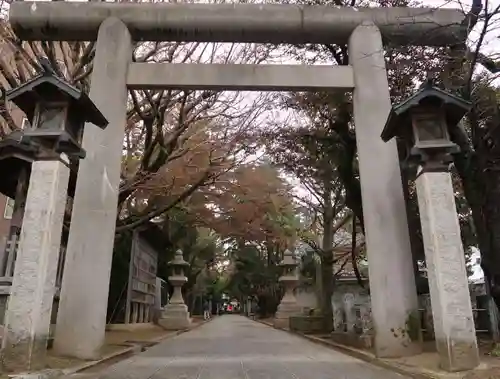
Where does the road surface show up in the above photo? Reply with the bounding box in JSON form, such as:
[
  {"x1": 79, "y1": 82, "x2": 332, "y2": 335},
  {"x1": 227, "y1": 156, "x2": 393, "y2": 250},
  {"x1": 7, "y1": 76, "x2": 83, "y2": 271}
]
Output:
[{"x1": 80, "y1": 315, "x2": 409, "y2": 379}]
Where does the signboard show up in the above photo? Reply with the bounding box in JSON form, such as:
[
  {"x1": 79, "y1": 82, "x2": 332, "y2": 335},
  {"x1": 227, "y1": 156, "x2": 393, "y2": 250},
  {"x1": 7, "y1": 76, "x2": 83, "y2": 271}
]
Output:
[{"x1": 124, "y1": 229, "x2": 158, "y2": 323}]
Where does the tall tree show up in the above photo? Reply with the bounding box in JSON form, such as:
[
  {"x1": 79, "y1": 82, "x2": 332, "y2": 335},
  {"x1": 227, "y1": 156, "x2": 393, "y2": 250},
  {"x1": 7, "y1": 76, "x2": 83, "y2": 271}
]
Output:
[
  {"x1": 0, "y1": 10, "x2": 274, "y2": 234},
  {"x1": 263, "y1": 106, "x2": 355, "y2": 331},
  {"x1": 194, "y1": 162, "x2": 298, "y2": 247},
  {"x1": 269, "y1": 0, "x2": 497, "y2": 298}
]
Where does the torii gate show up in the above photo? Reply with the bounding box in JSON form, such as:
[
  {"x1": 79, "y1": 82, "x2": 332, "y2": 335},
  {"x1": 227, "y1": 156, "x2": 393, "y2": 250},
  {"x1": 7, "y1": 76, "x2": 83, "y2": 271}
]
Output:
[{"x1": 8, "y1": 1, "x2": 466, "y2": 362}]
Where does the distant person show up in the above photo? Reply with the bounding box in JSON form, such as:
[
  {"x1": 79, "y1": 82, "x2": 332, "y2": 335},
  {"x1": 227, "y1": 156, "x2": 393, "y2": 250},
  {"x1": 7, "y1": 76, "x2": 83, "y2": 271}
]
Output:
[
  {"x1": 203, "y1": 300, "x2": 211, "y2": 320},
  {"x1": 251, "y1": 302, "x2": 257, "y2": 320}
]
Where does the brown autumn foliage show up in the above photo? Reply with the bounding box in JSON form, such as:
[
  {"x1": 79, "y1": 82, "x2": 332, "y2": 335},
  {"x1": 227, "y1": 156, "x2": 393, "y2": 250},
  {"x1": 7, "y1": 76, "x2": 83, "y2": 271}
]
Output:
[
  {"x1": 187, "y1": 162, "x2": 298, "y2": 246},
  {"x1": 0, "y1": 11, "x2": 276, "y2": 233}
]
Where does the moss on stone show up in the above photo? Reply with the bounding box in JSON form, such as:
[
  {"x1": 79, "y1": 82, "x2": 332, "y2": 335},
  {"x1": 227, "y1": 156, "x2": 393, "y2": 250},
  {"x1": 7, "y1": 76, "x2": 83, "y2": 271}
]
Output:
[{"x1": 405, "y1": 310, "x2": 421, "y2": 342}]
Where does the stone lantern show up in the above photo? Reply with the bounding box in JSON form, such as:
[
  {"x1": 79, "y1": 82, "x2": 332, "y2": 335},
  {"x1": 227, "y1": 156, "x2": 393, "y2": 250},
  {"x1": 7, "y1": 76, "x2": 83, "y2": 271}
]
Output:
[
  {"x1": 381, "y1": 79, "x2": 469, "y2": 173},
  {"x1": 274, "y1": 249, "x2": 301, "y2": 329},
  {"x1": 159, "y1": 249, "x2": 191, "y2": 330},
  {"x1": 381, "y1": 80, "x2": 479, "y2": 372},
  {"x1": 0, "y1": 63, "x2": 108, "y2": 371},
  {"x1": 6, "y1": 63, "x2": 108, "y2": 161}
]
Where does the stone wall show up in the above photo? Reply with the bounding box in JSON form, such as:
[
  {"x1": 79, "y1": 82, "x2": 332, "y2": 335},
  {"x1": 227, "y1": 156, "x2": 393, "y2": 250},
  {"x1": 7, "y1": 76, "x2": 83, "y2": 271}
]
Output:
[
  {"x1": 295, "y1": 287, "x2": 317, "y2": 312},
  {"x1": 332, "y1": 280, "x2": 371, "y2": 334},
  {"x1": 295, "y1": 280, "x2": 373, "y2": 348},
  {"x1": 295, "y1": 279, "x2": 371, "y2": 334},
  {"x1": 296, "y1": 280, "x2": 494, "y2": 346}
]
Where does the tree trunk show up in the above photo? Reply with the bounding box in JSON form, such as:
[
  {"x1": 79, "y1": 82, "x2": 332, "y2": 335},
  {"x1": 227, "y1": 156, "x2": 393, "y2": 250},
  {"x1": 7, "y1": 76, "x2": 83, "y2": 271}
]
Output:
[
  {"x1": 453, "y1": 101, "x2": 500, "y2": 310},
  {"x1": 315, "y1": 254, "x2": 322, "y2": 308},
  {"x1": 442, "y1": 45, "x2": 500, "y2": 313},
  {"x1": 398, "y1": 147, "x2": 427, "y2": 294},
  {"x1": 266, "y1": 241, "x2": 273, "y2": 268},
  {"x1": 475, "y1": 105, "x2": 500, "y2": 312},
  {"x1": 320, "y1": 178, "x2": 334, "y2": 332}
]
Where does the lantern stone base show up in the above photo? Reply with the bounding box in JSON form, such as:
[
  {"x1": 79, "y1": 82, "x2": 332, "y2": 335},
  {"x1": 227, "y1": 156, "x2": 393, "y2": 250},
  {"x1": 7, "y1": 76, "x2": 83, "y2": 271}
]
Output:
[
  {"x1": 274, "y1": 302, "x2": 301, "y2": 329},
  {"x1": 416, "y1": 170, "x2": 479, "y2": 371},
  {"x1": 158, "y1": 303, "x2": 191, "y2": 330},
  {"x1": 1, "y1": 334, "x2": 48, "y2": 372},
  {"x1": 1, "y1": 160, "x2": 69, "y2": 371}
]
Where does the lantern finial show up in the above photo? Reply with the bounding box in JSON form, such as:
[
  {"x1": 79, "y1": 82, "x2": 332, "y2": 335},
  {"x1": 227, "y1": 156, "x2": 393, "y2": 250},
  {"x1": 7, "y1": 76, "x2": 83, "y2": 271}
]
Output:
[{"x1": 39, "y1": 57, "x2": 57, "y2": 77}]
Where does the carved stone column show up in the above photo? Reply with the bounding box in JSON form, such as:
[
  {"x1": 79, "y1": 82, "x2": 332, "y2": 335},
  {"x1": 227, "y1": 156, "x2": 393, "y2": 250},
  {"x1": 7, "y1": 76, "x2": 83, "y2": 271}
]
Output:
[
  {"x1": 1, "y1": 160, "x2": 69, "y2": 371},
  {"x1": 416, "y1": 169, "x2": 479, "y2": 371}
]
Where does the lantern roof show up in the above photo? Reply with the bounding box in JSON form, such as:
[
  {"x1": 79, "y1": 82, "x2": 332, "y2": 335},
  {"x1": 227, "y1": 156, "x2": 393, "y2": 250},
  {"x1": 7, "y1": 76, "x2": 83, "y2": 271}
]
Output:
[
  {"x1": 279, "y1": 249, "x2": 297, "y2": 267},
  {"x1": 168, "y1": 249, "x2": 189, "y2": 266},
  {"x1": 381, "y1": 79, "x2": 472, "y2": 143},
  {"x1": 6, "y1": 65, "x2": 108, "y2": 129}
]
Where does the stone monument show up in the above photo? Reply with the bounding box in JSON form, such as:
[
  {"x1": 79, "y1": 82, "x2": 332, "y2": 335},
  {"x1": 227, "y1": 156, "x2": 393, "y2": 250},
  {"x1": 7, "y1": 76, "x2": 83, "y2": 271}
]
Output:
[
  {"x1": 381, "y1": 81, "x2": 479, "y2": 371},
  {"x1": 158, "y1": 250, "x2": 191, "y2": 330},
  {"x1": 416, "y1": 169, "x2": 480, "y2": 371},
  {"x1": 274, "y1": 249, "x2": 301, "y2": 329}
]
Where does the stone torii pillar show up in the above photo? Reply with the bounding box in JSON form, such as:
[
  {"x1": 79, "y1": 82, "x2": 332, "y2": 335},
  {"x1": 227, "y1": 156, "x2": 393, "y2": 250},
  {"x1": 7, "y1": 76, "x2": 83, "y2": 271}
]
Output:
[
  {"x1": 53, "y1": 18, "x2": 132, "y2": 360},
  {"x1": 348, "y1": 21, "x2": 422, "y2": 357}
]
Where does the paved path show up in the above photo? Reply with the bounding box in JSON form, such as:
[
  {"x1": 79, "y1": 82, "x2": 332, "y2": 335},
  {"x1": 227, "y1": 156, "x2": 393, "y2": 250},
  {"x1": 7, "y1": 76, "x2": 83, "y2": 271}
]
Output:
[{"x1": 89, "y1": 315, "x2": 408, "y2": 379}]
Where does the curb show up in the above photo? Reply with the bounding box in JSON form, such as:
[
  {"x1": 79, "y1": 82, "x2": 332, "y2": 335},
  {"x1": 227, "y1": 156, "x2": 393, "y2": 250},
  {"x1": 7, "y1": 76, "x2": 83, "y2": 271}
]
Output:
[
  {"x1": 60, "y1": 346, "x2": 139, "y2": 376},
  {"x1": 299, "y1": 334, "x2": 436, "y2": 379},
  {"x1": 254, "y1": 319, "x2": 438, "y2": 379}
]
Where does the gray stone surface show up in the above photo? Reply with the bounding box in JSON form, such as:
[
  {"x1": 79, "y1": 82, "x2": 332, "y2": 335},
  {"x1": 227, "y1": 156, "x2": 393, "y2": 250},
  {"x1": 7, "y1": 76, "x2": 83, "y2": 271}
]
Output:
[
  {"x1": 54, "y1": 17, "x2": 132, "y2": 361},
  {"x1": 127, "y1": 64, "x2": 354, "y2": 91},
  {"x1": 348, "y1": 21, "x2": 421, "y2": 358},
  {"x1": 70, "y1": 315, "x2": 409, "y2": 379},
  {"x1": 159, "y1": 251, "x2": 191, "y2": 330},
  {"x1": 1, "y1": 160, "x2": 70, "y2": 371},
  {"x1": 416, "y1": 170, "x2": 479, "y2": 371},
  {"x1": 10, "y1": 2, "x2": 466, "y2": 46},
  {"x1": 274, "y1": 250, "x2": 300, "y2": 329},
  {"x1": 158, "y1": 303, "x2": 191, "y2": 330},
  {"x1": 343, "y1": 293, "x2": 356, "y2": 333}
]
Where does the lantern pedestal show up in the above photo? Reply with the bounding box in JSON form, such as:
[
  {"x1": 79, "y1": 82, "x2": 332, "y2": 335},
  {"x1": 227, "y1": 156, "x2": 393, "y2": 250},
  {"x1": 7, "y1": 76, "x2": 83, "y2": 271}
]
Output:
[
  {"x1": 1, "y1": 160, "x2": 69, "y2": 371},
  {"x1": 416, "y1": 169, "x2": 479, "y2": 371},
  {"x1": 274, "y1": 250, "x2": 300, "y2": 329},
  {"x1": 274, "y1": 278, "x2": 301, "y2": 329},
  {"x1": 158, "y1": 276, "x2": 191, "y2": 330},
  {"x1": 158, "y1": 250, "x2": 191, "y2": 330}
]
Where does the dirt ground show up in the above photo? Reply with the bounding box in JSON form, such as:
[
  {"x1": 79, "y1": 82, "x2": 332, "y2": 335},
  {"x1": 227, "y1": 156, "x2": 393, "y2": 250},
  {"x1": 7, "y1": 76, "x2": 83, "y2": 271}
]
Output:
[
  {"x1": 44, "y1": 323, "x2": 173, "y2": 370},
  {"x1": 462, "y1": 339, "x2": 500, "y2": 379}
]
